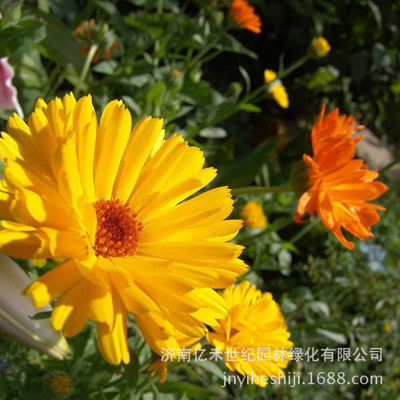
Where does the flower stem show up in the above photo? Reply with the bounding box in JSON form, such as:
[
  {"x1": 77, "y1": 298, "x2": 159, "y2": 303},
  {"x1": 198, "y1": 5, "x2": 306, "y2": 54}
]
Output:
[
  {"x1": 380, "y1": 156, "x2": 400, "y2": 174},
  {"x1": 289, "y1": 218, "x2": 320, "y2": 244},
  {"x1": 231, "y1": 183, "x2": 293, "y2": 196},
  {"x1": 279, "y1": 55, "x2": 310, "y2": 80},
  {"x1": 75, "y1": 44, "x2": 98, "y2": 96}
]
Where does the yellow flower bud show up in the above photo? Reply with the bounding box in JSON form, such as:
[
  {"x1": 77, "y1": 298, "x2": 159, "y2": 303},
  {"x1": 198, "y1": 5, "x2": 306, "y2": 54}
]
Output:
[
  {"x1": 271, "y1": 83, "x2": 289, "y2": 109},
  {"x1": 311, "y1": 36, "x2": 331, "y2": 57},
  {"x1": 264, "y1": 69, "x2": 277, "y2": 83}
]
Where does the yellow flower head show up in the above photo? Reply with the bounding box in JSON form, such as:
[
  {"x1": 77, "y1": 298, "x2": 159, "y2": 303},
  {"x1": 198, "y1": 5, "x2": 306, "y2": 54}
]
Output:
[
  {"x1": 0, "y1": 93, "x2": 246, "y2": 365},
  {"x1": 271, "y1": 84, "x2": 289, "y2": 109},
  {"x1": 49, "y1": 373, "x2": 73, "y2": 396},
  {"x1": 310, "y1": 36, "x2": 331, "y2": 57},
  {"x1": 208, "y1": 281, "x2": 293, "y2": 387},
  {"x1": 240, "y1": 200, "x2": 267, "y2": 229},
  {"x1": 264, "y1": 69, "x2": 277, "y2": 84}
]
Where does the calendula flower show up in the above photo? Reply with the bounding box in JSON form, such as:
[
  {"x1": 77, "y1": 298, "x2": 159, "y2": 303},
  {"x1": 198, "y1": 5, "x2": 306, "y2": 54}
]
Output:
[
  {"x1": 229, "y1": 0, "x2": 262, "y2": 34},
  {"x1": 75, "y1": 19, "x2": 118, "y2": 64},
  {"x1": 49, "y1": 373, "x2": 73, "y2": 396},
  {"x1": 240, "y1": 200, "x2": 267, "y2": 228},
  {"x1": 293, "y1": 105, "x2": 388, "y2": 250},
  {"x1": 310, "y1": 36, "x2": 331, "y2": 57},
  {"x1": 264, "y1": 69, "x2": 289, "y2": 109},
  {"x1": 0, "y1": 57, "x2": 23, "y2": 118},
  {"x1": 208, "y1": 281, "x2": 293, "y2": 387},
  {"x1": 0, "y1": 252, "x2": 68, "y2": 359},
  {"x1": 0, "y1": 93, "x2": 246, "y2": 365}
]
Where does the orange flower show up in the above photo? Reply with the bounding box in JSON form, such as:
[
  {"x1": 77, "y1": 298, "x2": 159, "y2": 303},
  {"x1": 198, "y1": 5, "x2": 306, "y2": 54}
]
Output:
[
  {"x1": 293, "y1": 105, "x2": 388, "y2": 250},
  {"x1": 229, "y1": 0, "x2": 262, "y2": 34}
]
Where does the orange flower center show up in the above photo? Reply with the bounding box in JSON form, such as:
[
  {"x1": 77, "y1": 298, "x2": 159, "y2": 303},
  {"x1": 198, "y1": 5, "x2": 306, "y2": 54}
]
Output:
[{"x1": 94, "y1": 199, "x2": 142, "y2": 258}]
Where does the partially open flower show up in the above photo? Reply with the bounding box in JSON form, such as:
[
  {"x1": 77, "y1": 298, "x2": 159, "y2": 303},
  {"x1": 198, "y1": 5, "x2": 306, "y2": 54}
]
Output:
[
  {"x1": 229, "y1": 0, "x2": 262, "y2": 34},
  {"x1": 75, "y1": 19, "x2": 118, "y2": 64},
  {"x1": 310, "y1": 36, "x2": 331, "y2": 57},
  {"x1": 0, "y1": 252, "x2": 68, "y2": 359},
  {"x1": 293, "y1": 105, "x2": 388, "y2": 249},
  {"x1": 208, "y1": 281, "x2": 293, "y2": 387}
]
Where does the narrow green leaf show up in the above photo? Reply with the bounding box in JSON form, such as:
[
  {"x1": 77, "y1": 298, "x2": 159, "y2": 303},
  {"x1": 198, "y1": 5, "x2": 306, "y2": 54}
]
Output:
[{"x1": 210, "y1": 137, "x2": 278, "y2": 188}]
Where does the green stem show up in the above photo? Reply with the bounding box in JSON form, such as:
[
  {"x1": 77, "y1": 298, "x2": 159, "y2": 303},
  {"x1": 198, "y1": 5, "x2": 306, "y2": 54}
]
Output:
[
  {"x1": 279, "y1": 55, "x2": 310, "y2": 80},
  {"x1": 185, "y1": 28, "x2": 227, "y2": 71},
  {"x1": 289, "y1": 218, "x2": 319, "y2": 244},
  {"x1": 379, "y1": 156, "x2": 400, "y2": 174},
  {"x1": 157, "y1": 0, "x2": 163, "y2": 13},
  {"x1": 75, "y1": 44, "x2": 98, "y2": 96},
  {"x1": 231, "y1": 183, "x2": 293, "y2": 196}
]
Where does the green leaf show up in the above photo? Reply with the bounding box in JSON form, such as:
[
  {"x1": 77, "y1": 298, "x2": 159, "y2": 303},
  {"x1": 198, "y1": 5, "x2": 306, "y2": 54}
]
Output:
[
  {"x1": 0, "y1": 0, "x2": 23, "y2": 25},
  {"x1": 316, "y1": 328, "x2": 347, "y2": 345},
  {"x1": 216, "y1": 33, "x2": 257, "y2": 59},
  {"x1": 191, "y1": 360, "x2": 225, "y2": 380},
  {"x1": 307, "y1": 66, "x2": 339, "y2": 90},
  {"x1": 0, "y1": 19, "x2": 46, "y2": 57},
  {"x1": 125, "y1": 350, "x2": 139, "y2": 389},
  {"x1": 307, "y1": 301, "x2": 331, "y2": 319},
  {"x1": 198, "y1": 127, "x2": 227, "y2": 139},
  {"x1": 93, "y1": 60, "x2": 119, "y2": 75},
  {"x1": 210, "y1": 137, "x2": 277, "y2": 188},
  {"x1": 94, "y1": 0, "x2": 131, "y2": 39},
  {"x1": 25, "y1": 7, "x2": 84, "y2": 69},
  {"x1": 28, "y1": 311, "x2": 52, "y2": 320},
  {"x1": 237, "y1": 103, "x2": 262, "y2": 113}
]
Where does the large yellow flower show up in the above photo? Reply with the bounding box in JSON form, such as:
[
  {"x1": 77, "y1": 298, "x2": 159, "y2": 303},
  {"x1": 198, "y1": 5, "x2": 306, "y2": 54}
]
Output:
[
  {"x1": 208, "y1": 281, "x2": 293, "y2": 387},
  {"x1": 0, "y1": 94, "x2": 246, "y2": 364}
]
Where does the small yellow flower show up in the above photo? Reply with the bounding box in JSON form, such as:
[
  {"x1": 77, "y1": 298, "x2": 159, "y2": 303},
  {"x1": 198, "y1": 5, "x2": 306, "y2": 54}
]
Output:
[
  {"x1": 240, "y1": 201, "x2": 267, "y2": 229},
  {"x1": 311, "y1": 36, "x2": 331, "y2": 57},
  {"x1": 383, "y1": 322, "x2": 393, "y2": 333},
  {"x1": 208, "y1": 281, "x2": 293, "y2": 387},
  {"x1": 264, "y1": 69, "x2": 277, "y2": 84},
  {"x1": 49, "y1": 373, "x2": 73, "y2": 396},
  {"x1": 271, "y1": 84, "x2": 289, "y2": 109}
]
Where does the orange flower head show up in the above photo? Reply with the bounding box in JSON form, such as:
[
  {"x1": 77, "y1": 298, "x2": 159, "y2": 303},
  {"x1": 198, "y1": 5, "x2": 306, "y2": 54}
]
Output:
[
  {"x1": 229, "y1": 0, "x2": 262, "y2": 34},
  {"x1": 293, "y1": 105, "x2": 388, "y2": 250}
]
